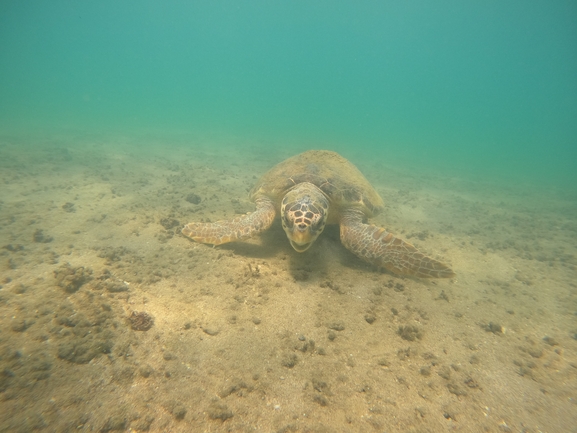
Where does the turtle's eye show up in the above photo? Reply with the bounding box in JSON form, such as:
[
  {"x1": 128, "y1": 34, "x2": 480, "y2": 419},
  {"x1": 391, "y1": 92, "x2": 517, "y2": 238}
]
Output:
[{"x1": 282, "y1": 214, "x2": 294, "y2": 229}]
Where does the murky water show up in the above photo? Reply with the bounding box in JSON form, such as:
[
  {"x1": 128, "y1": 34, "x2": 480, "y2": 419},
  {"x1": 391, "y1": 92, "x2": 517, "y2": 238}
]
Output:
[{"x1": 1, "y1": 2, "x2": 576, "y2": 431}]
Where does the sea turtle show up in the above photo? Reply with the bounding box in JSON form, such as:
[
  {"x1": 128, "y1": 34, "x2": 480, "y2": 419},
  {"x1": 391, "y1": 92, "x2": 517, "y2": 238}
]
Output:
[{"x1": 182, "y1": 150, "x2": 454, "y2": 278}]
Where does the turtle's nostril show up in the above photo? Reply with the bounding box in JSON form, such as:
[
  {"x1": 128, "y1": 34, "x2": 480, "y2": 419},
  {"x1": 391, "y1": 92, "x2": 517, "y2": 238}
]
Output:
[{"x1": 298, "y1": 223, "x2": 307, "y2": 230}]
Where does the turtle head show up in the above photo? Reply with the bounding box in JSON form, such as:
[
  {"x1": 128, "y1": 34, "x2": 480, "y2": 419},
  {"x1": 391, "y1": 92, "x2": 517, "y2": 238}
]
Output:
[{"x1": 280, "y1": 182, "x2": 329, "y2": 252}]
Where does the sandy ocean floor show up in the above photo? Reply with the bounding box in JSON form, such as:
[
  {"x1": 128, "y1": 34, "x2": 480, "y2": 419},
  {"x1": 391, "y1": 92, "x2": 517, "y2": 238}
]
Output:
[{"x1": 0, "y1": 133, "x2": 576, "y2": 433}]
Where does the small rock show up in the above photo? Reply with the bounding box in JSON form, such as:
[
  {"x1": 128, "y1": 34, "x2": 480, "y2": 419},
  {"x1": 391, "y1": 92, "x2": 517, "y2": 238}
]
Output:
[
  {"x1": 397, "y1": 325, "x2": 422, "y2": 341},
  {"x1": 33, "y1": 229, "x2": 53, "y2": 243},
  {"x1": 54, "y1": 263, "x2": 93, "y2": 293},
  {"x1": 62, "y1": 202, "x2": 76, "y2": 213},
  {"x1": 185, "y1": 193, "x2": 202, "y2": 204},
  {"x1": 364, "y1": 314, "x2": 376, "y2": 324},
  {"x1": 484, "y1": 322, "x2": 503, "y2": 334},
  {"x1": 133, "y1": 415, "x2": 154, "y2": 431},
  {"x1": 160, "y1": 217, "x2": 180, "y2": 229},
  {"x1": 313, "y1": 395, "x2": 328, "y2": 406},
  {"x1": 207, "y1": 403, "x2": 233, "y2": 421},
  {"x1": 202, "y1": 327, "x2": 219, "y2": 336},
  {"x1": 164, "y1": 400, "x2": 186, "y2": 420},
  {"x1": 129, "y1": 311, "x2": 154, "y2": 331},
  {"x1": 163, "y1": 352, "x2": 176, "y2": 361},
  {"x1": 543, "y1": 336, "x2": 559, "y2": 346},
  {"x1": 281, "y1": 353, "x2": 298, "y2": 368},
  {"x1": 139, "y1": 365, "x2": 154, "y2": 378},
  {"x1": 11, "y1": 318, "x2": 33, "y2": 332},
  {"x1": 328, "y1": 322, "x2": 345, "y2": 331},
  {"x1": 419, "y1": 366, "x2": 431, "y2": 376},
  {"x1": 100, "y1": 415, "x2": 126, "y2": 432},
  {"x1": 172, "y1": 405, "x2": 186, "y2": 420}
]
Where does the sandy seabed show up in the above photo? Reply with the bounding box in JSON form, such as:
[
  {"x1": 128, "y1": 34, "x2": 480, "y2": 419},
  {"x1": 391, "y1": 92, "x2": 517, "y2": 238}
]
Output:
[{"x1": 0, "y1": 133, "x2": 576, "y2": 433}]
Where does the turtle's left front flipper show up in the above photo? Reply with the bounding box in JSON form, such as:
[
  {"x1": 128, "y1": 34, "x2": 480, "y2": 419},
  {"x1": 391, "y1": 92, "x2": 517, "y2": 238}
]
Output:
[{"x1": 340, "y1": 211, "x2": 454, "y2": 278}]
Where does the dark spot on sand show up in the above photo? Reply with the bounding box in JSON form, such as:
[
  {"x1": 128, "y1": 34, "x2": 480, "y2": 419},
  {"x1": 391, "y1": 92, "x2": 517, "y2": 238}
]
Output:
[
  {"x1": 129, "y1": 311, "x2": 154, "y2": 331},
  {"x1": 185, "y1": 193, "x2": 202, "y2": 204}
]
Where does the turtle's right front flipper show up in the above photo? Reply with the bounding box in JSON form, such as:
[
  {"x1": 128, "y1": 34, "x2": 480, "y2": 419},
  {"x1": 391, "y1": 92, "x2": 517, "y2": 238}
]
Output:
[{"x1": 182, "y1": 198, "x2": 276, "y2": 245}]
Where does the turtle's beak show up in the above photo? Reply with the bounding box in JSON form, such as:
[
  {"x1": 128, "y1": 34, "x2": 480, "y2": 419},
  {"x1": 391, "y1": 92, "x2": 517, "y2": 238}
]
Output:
[
  {"x1": 285, "y1": 219, "x2": 324, "y2": 252},
  {"x1": 288, "y1": 229, "x2": 314, "y2": 252},
  {"x1": 290, "y1": 241, "x2": 312, "y2": 252}
]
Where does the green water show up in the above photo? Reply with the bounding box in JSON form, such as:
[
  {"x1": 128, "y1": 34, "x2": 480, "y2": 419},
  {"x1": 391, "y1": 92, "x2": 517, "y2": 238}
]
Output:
[{"x1": 1, "y1": 0, "x2": 575, "y2": 188}]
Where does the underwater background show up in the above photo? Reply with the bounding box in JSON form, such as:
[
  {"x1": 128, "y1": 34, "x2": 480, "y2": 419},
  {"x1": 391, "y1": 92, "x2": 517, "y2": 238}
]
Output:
[
  {"x1": 1, "y1": 0, "x2": 575, "y2": 187},
  {"x1": 1, "y1": 2, "x2": 577, "y2": 432}
]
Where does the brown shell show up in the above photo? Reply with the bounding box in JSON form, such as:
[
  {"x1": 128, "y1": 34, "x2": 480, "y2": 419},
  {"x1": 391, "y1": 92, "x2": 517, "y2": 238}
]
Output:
[{"x1": 250, "y1": 150, "x2": 384, "y2": 221}]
